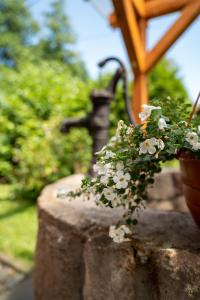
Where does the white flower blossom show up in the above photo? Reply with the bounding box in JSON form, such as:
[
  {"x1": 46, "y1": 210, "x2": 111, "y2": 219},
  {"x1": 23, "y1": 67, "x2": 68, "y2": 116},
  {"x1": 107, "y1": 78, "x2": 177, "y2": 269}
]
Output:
[
  {"x1": 139, "y1": 105, "x2": 161, "y2": 122},
  {"x1": 108, "y1": 136, "x2": 117, "y2": 146},
  {"x1": 100, "y1": 174, "x2": 110, "y2": 185},
  {"x1": 105, "y1": 151, "x2": 115, "y2": 159},
  {"x1": 95, "y1": 146, "x2": 106, "y2": 155},
  {"x1": 56, "y1": 188, "x2": 68, "y2": 199},
  {"x1": 94, "y1": 193, "x2": 102, "y2": 204},
  {"x1": 139, "y1": 138, "x2": 157, "y2": 155},
  {"x1": 93, "y1": 162, "x2": 112, "y2": 175},
  {"x1": 103, "y1": 187, "x2": 117, "y2": 201},
  {"x1": 192, "y1": 142, "x2": 200, "y2": 151},
  {"x1": 186, "y1": 132, "x2": 198, "y2": 146},
  {"x1": 179, "y1": 121, "x2": 188, "y2": 126},
  {"x1": 158, "y1": 118, "x2": 167, "y2": 130},
  {"x1": 113, "y1": 171, "x2": 131, "y2": 189},
  {"x1": 94, "y1": 193, "x2": 105, "y2": 207},
  {"x1": 116, "y1": 120, "x2": 127, "y2": 137},
  {"x1": 157, "y1": 138, "x2": 165, "y2": 150},
  {"x1": 126, "y1": 126, "x2": 134, "y2": 135},
  {"x1": 116, "y1": 162, "x2": 124, "y2": 171},
  {"x1": 109, "y1": 225, "x2": 131, "y2": 243},
  {"x1": 93, "y1": 162, "x2": 103, "y2": 174},
  {"x1": 103, "y1": 188, "x2": 121, "y2": 207}
]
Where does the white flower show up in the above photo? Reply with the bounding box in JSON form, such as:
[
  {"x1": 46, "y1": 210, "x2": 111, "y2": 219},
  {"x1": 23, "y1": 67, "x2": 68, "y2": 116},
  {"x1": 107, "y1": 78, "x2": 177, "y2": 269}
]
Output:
[
  {"x1": 145, "y1": 105, "x2": 161, "y2": 110},
  {"x1": 93, "y1": 162, "x2": 112, "y2": 175},
  {"x1": 100, "y1": 174, "x2": 110, "y2": 184},
  {"x1": 139, "y1": 105, "x2": 161, "y2": 122},
  {"x1": 139, "y1": 111, "x2": 149, "y2": 122},
  {"x1": 108, "y1": 136, "x2": 117, "y2": 146},
  {"x1": 113, "y1": 170, "x2": 131, "y2": 189},
  {"x1": 56, "y1": 188, "x2": 68, "y2": 199},
  {"x1": 94, "y1": 193, "x2": 102, "y2": 204},
  {"x1": 198, "y1": 126, "x2": 200, "y2": 133},
  {"x1": 103, "y1": 187, "x2": 117, "y2": 201},
  {"x1": 109, "y1": 225, "x2": 131, "y2": 243},
  {"x1": 93, "y1": 162, "x2": 103, "y2": 174},
  {"x1": 186, "y1": 132, "x2": 198, "y2": 146},
  {"x1": 95, "y1": 146, "x2": 106, "y2": 155},
  {"x1": 158, "y1": 118, "x2": 167, "y2": 130},
  {"x1": 139, "y1": 138, "x2": 157, "y2": 155},
  {"x1": 116, "y1": 120, "x2": 127, "y2": 137},
  {"x1": 179, "y1": 121, "x2": 188, "y2": 126},
  {"x1": 94, "y1": 193, "x2": 105, "y2": 207},
  {"x1": 192, "y1": 142, "x2": 200, "y2": 151},
  {"x1": 105, "y1": 151, "x2": 115, "y2": 159},
  {"x1": 126, "y1": 126, "x2": 134, "y2": 135},
  {"x1": 157, "y1": 138, "x2": 165, "y2": 150},
  {"x1": 116, "y1": 162, "x2": 124, "y2": 171}
]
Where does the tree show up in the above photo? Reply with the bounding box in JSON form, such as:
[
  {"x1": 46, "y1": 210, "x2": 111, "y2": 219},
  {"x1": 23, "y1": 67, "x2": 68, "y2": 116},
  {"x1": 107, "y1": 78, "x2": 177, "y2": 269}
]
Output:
[
  {"x1": 0, "y1": 61, "x2": 91, "y2": 198},
  {"x1": 148, "y1": 58, "x2": 189, "y2": 101},
  {"x1": 0, "y1": 0, "x2": 39, "y2": 66},
  {"x1": 39, "y1": 0, "x2": 87, "y2": 78}
]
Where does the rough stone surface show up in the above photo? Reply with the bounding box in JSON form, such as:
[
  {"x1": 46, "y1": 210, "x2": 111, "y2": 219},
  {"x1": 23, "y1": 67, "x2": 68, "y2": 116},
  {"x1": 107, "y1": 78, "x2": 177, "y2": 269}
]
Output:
[
  {"x1": 34, "y1": 170, "x2": 200, "y2": 300},
  {"x1": 148, "y1": 168, "x2": 182, "y2": 200},
  {"x1": 147, "y1": 168, "x2": 188, "y2": 212}
]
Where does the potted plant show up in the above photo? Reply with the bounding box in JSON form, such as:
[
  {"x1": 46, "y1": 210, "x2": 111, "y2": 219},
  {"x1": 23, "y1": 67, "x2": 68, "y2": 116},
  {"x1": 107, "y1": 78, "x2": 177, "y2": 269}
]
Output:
[{"x1": 66, "y1": 94, "x2": 200, "y2": 243}]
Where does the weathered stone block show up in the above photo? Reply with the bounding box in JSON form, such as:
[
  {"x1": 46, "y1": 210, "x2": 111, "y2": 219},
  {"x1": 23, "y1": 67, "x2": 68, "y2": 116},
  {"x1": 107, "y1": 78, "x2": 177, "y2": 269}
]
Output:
[{"x1": 34, "y1": 172, "x2": 200, "y2": 300}]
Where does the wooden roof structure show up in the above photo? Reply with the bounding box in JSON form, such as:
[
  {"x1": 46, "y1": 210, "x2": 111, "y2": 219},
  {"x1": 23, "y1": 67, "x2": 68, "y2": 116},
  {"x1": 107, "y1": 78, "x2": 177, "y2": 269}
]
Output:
[{"x1": 109, "y1": 0, "x2": 200, "y2": 123}]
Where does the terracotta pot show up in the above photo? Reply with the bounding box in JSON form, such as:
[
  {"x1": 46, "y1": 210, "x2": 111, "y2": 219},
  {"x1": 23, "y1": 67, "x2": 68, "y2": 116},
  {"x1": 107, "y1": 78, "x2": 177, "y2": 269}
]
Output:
[{"x1": 179, "y1": 155, "x2": 200, "y2": 227}]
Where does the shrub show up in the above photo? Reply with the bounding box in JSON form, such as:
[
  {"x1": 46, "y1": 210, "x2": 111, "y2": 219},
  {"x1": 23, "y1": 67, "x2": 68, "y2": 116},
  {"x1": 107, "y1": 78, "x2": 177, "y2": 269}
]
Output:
[{"x1": 0, "y1": 62, "x2": 92, "y2": 199}]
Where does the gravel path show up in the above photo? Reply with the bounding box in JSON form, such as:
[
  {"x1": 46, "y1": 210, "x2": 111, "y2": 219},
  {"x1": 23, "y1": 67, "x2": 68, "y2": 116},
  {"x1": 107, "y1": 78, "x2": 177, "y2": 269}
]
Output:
[{"x1": 0, "y1": 256, "x2": 33, "y2": 300}]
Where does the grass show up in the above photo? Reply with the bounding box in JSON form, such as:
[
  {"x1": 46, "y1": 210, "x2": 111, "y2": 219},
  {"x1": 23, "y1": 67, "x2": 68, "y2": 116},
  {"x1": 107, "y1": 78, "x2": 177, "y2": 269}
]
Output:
[
  {"x1": 0, "y1": 184, "x2": 37, "y2": 266},
  {"x1": 162, "y1": 159, "x2": 179, "y2": 168}
]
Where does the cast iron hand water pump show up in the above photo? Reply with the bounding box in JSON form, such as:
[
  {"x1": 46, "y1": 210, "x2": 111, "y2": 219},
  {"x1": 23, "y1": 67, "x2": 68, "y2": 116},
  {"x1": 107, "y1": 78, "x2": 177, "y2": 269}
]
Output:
[{"x1": 60, "y1": 57, "x2": 135, "y2": 175}]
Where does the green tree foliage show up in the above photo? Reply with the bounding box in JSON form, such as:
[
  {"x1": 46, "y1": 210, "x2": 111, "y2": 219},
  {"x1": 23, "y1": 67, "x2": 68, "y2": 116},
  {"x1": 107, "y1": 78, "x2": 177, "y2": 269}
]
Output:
[
  {"x1": 149, "y1": 58, "x2": 189, "y2": 100},
  {"x1": 38, "y1": 0, "x2": 87, "y2": 78},
  {"x1": 0, "y1": 62, "x2": 92, "y2": 199},
  {"x1": 0, "y1": 0, "x2": 87, "y2": 76},
  {"x1": 0, "y1": 0, "x2": 39, "y2": 66}
]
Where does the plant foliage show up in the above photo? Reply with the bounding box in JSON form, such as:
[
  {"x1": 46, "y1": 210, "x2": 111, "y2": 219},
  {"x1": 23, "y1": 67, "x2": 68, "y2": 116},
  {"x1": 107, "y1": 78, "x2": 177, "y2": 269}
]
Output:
[{"x1": 71, "y1": 98, "x2": 200, "y2": 242}]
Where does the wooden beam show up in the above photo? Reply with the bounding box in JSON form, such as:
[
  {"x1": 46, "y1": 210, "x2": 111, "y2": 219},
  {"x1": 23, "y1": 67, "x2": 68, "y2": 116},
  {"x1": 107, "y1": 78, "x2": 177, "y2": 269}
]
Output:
[
  {"x1": 146, "y1": 1, "x2": 200, "y2": 72},
  {"x1": 132, "y1": 0, "x2": 146, "y2": 18},
  {"x1": 112, "y1": 0, "x2": 138, "y2": 72},
  {"x1": 133, "y1": 72, "x2": 148, "y2": 123},
  {"x1": 123, "y1": 0, "x2": 146, "y2": 72},
  {"x1": 112, "y1": 0, "x2": 146, "y2": 73},
  {"x1": 109, "y1": 12, "x2": 118, "y2": 28},
  {"x1": 132, "y1": 18, "x2": 148, "y2": 123},
  {"x1": 145, "y1": 0, "x2": 198, "y2": 19}
]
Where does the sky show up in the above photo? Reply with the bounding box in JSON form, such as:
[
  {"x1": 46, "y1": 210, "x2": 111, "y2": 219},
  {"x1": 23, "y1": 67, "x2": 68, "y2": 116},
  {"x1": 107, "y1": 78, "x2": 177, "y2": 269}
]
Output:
[{"x1": 31, "y1": 0, "x2": 200, "y2": 100}]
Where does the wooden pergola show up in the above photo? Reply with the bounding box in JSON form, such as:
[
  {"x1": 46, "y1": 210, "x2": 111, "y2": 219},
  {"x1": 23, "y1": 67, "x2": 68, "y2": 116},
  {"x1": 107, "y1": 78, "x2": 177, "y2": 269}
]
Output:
[{"x1": 109, "y1": 0, "x2": 200, "y2": 123}]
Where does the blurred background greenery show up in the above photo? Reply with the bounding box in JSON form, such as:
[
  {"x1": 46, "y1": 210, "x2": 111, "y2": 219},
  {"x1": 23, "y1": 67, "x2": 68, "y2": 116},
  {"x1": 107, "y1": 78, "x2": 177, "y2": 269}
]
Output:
[{"x1": 0, "y1": 0, "x2": 190, "y2": 263}]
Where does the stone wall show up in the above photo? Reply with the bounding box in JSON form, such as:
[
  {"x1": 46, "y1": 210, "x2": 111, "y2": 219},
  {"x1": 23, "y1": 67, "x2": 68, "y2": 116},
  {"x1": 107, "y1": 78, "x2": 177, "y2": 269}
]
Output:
[{"x1": 34, "y1": 170, "x2": 200, "y2": 300}]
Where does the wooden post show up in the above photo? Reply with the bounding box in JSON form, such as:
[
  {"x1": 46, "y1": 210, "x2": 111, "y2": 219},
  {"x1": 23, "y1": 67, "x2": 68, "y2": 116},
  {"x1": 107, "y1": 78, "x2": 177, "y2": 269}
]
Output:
[
  {"x1": 133, "y1": 72, "x2": 148, "y2": 123},
  {"x1": 132, "y1": 18, "x2": 147, "y2": 123}
]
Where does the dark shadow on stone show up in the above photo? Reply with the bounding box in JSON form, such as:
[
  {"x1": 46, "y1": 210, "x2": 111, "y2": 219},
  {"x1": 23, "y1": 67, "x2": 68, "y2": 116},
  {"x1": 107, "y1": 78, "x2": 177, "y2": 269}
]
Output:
[{"x1": 5, "y1": 275, "x2": 33, "y2": 300}]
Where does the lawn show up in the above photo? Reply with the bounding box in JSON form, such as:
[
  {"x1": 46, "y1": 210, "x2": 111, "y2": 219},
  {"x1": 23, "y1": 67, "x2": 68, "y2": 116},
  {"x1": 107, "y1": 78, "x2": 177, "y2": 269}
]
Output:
[{"x1": 0, "y1": 185, "x2": 37, "y2": 266}]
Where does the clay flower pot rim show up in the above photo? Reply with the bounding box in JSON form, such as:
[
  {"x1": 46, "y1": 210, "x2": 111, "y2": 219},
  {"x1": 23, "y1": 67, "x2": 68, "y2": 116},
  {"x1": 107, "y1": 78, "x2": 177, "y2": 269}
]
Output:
[{"x1": 178, "y1": 151, "x2": 200, "y2": 162}]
